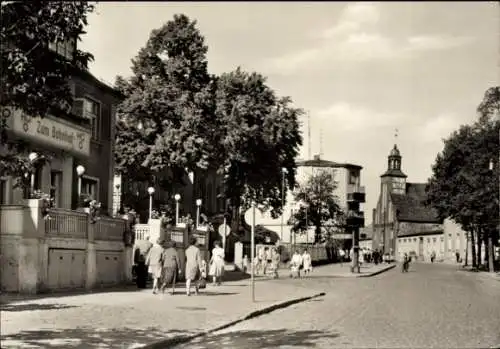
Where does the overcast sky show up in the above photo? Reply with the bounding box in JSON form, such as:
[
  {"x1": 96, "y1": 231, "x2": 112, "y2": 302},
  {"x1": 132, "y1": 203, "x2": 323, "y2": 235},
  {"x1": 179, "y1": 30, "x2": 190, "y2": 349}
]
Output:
[{"x1": 80, "y1": 2, "x2": 499, "y2": 224}]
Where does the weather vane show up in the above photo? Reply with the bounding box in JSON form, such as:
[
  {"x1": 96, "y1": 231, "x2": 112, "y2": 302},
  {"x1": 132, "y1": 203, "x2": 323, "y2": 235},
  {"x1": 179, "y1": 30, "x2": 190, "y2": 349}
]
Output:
[{"x1": 394, "y1": 128, "x2": 399, "y2": 143}]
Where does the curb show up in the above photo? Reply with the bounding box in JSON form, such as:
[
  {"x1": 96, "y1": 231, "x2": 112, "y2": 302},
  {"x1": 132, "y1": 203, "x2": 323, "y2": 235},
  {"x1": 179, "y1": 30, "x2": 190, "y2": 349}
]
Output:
[
  {"x1": 142, "y1": 292, "x2": 326, "y2": 349},
  {"x1": 358, "y1": 264, "x2": 396, "y2": 277}
]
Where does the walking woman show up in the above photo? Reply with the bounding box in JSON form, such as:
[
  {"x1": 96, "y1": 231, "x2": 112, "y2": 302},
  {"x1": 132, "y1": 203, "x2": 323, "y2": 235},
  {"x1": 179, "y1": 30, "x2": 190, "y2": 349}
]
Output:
[
  {"x1": 185, "y1": 236, "x2": 203, "y2": 296},
  {"x1": 209, "y1": 240, "x2": 225, "y2": 286},
  {"x1": 145, "y1": 238, "x2": 165, "y2": 294},
  {"x1": 161, "y1": 241, "x2": 181, "y2": 295}
]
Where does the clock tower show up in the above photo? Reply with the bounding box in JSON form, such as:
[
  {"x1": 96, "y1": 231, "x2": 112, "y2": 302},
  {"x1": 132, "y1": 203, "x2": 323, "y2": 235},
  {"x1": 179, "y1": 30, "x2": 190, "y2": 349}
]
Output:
[{"x1": 380, "y1": 144, "x2": 407, "y2": 206}]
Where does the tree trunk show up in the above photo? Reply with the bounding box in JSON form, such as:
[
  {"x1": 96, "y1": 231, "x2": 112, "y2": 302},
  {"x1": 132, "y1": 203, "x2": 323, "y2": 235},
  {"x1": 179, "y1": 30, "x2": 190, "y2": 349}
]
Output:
[
  {"x1": 477, "y1": 229, "x2": 483, "y2": 268},
  {"x1": 471, "y1": 227, "x2": 477, "y2": 269},
  {"x1": 488, "y1": 233, "x2": 495, "y2": 273},
  {"x1": 464, "y1": 232, "x2": 469, "y2": 267}
]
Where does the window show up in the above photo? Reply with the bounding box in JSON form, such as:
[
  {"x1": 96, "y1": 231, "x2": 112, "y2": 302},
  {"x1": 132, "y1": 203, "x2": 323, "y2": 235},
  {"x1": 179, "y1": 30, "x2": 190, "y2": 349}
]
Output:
[
  {"x1": 403, "y1": 238, "x2": 407, "y2": 243},
  {"x1": 413, "y1": 238, "x2": 417, "y2": 242},
  {"x1": 81, "y1": 177, "x2": 99, "y2": 200},
  {"x1": 48, "y1": 37, "x2": 76, "y2": 61},
  {"x1": 349, "y1": 170, "x2": 358, "y2": 184},
  {"x1": 74, "y1": 98, "x2": 101, "y2": 140},
  {"x1": 0, "y1": 178, "x2": 7, "y2": 204},
  {"x1": 427, "y1": 238, "x2": 430, "y2": 243},
  {"x1": 433, "y1": 238, "x2": 437, "y2": 243},
  {"x1": 440, "y1": 237, "x2": 444, "y2": 242}
]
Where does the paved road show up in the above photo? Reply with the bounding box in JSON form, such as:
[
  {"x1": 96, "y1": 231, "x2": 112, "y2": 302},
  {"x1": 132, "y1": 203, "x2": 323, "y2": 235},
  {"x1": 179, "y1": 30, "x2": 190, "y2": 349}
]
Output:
[{"x1": 176, "y1": 263, "x2": 500, "y2": 349}]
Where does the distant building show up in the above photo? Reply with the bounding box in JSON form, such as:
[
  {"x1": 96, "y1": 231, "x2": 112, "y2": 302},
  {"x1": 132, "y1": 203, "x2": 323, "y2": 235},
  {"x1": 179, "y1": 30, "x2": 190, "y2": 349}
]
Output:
[
  {"x1": 256, "y1": 154, "x2": 366, "y2": 246},
  {"x1": 372, "y1": 143, "x2": 473, "y2": 263}
]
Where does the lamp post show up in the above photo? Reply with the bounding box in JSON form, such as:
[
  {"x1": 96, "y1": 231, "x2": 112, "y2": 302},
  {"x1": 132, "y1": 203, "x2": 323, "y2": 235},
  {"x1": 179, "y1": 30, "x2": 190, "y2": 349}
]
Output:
[
  {"x1": 147, "y1": 187, "x2": 155, "y2": 220},
  {"x1": 196, "y1": 199, "x2": 202, "y2": 229},
  {"x1": 281, "y1": 168, "x2": 287, "y2": 242},
  {"x1": 28, "y1": 152, "x2": 38, "y2": 195},
  {"x1": 250, "y1": 200, "x2": 256, "y2": 302},
  {"x1": 76, "y1": 165, "x2": 86, "y2": 199},
  {"x1": 174, "y1": 194, "x2": 181, "y2": 226}
]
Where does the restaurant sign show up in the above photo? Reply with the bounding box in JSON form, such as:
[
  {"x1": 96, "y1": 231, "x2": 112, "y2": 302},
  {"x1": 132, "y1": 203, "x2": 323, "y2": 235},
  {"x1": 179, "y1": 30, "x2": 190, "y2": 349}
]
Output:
[{"x1": 1, "y1": 107, "x2": 91, "y2": 156}]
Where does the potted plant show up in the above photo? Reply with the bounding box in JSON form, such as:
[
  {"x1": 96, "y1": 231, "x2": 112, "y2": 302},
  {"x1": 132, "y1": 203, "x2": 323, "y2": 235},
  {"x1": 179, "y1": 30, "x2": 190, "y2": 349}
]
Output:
[
  {"x1": 31, "y1": 190, "x2": 54, "y2": 220},
  {"x1": 88, "y1": 200, "x2": 101, "y2": 224}
]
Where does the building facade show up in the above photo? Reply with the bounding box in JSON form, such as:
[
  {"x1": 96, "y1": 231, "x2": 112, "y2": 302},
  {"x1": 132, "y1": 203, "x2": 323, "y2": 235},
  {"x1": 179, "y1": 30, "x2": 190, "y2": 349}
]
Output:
[
  {"x1": 255, "y1": 154, "x2": 366, "y2": 245},
  {"x1": 372, "y1": 144, "x2": 473, "y2": 262},
  {"x1": 1, "y1": 70, "x2": 121, "y2": 214}
]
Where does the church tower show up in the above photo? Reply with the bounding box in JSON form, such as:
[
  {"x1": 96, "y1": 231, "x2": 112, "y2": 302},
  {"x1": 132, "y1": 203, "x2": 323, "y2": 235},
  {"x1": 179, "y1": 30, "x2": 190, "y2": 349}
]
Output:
[{"x1": 380, "y1": 143, "x2": 407, "y2": 197}]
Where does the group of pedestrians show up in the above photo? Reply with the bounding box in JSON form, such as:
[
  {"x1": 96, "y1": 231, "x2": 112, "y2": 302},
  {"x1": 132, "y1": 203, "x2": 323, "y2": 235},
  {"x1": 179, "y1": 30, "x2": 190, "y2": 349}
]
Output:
[
  {"x1": 133, "y1": 236, "x2": 226, "y2": 296},
  {"x1": 253, "y1": 246, "x2": 281, "y2": 278},
  {"x1": 289, "y1": 249, "x2": 312, "y2": 278}
]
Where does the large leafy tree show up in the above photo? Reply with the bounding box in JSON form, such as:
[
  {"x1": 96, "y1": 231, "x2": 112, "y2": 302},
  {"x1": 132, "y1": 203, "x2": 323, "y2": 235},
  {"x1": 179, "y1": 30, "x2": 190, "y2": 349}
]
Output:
[
  {"x1": 427, "y1": 86, "x2": 499, "y2": 270},
  {"x1": 289, "y1": 170, "x2": 344, "y2": 244},
  {"x1": 114, "y1": 14, "x2": 218, "y2": 183},
  {"x1": 0, "y1": 1, "x2": 95, "y2": 176},
  {"x1": 214, "y1": 68, "x2": 303, "y2": 232}
]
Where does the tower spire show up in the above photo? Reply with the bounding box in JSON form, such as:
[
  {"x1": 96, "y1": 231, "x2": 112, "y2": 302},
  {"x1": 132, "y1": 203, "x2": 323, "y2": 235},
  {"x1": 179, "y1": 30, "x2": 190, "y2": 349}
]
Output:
[{"x1": 394, "y1": 128, "x2": 399, "y2": 146}]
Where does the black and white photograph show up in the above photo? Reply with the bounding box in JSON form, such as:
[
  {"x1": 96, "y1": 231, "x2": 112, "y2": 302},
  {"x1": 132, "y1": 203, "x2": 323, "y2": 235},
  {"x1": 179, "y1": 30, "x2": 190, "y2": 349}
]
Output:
[{"x1": 0, "y1": 1, "x2": 499, "y2": 348}]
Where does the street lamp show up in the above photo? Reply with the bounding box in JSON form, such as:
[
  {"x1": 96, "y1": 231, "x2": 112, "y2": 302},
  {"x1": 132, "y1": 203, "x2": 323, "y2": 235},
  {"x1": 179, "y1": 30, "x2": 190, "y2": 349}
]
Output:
[
  {"x1": 196, "y1": 199, "x2": 202, "y2": 229},
  {"x1": 174, "y1": 194, "x2": 181, "y2": 226},
  {"x1": 76, "y1": 165, "x2": 86, "y2": 198},
  {"x1": 281, "y1": 167, "x2": 287, "y2": 241},
  {"x1": 147, "y1": 187, "x2": 155, "y2": 220},
  {"x1": 28, "y1": 152, "x2": 38, "y2": 195}
]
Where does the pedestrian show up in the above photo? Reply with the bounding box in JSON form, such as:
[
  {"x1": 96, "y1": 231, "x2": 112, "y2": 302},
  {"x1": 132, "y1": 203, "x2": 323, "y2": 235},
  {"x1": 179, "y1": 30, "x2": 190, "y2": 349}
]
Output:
[
  {"x1": 145, "y1": 238, "x2": 165, "y2": 294},
  {"x1": 271, "y1": 248, "x2": 281, "y2": 279},
  {"x1": 290, "y1": 250, "x2": 303, "y2": 278},
  {"x1": 265, "y1": 247, "x2": 273, "y2": 275},
  {"x1": 209, "y1": 240, "x2": 225, "y2": 286},
  {"x1": 242, "y1": 254, "x2": 249, "y2": 273},
  {"x1": 455, "y1": 250, "x2": 460, "y2": 263},
  {"x1": 256, "y1": 246, "x2": 265, "y2": 275},
  {"x1": 133, "y1": 235, "x2": 152, "y2": 288},
  {"x1": 339, "y1": 249, "x2": 346, "y2": 266},
  {"x1": 431, "y1": 251, "x2": 436, "y2": 263},
  {"x1": 160, "y1": 241, "x2": 181, "y2": 295},
  {"x1": 302, "y1": 248, "x2": 312, "y2": 276},
  {"x1": 185, "y1": 236, "x2": 203, "y2": 296}
]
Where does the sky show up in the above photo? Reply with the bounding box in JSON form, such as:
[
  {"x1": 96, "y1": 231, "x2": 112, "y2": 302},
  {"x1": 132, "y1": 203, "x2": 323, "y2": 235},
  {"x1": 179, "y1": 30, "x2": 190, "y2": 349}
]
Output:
[{"x1": 80, "y1": 2, "x2": 499, "y2": 225}]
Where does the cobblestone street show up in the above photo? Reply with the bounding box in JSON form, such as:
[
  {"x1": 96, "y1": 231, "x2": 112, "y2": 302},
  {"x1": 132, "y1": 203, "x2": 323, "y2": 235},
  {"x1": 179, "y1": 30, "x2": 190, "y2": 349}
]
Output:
[{"x1": 177, "y1": 263, "x2": 500, "y2": 349}]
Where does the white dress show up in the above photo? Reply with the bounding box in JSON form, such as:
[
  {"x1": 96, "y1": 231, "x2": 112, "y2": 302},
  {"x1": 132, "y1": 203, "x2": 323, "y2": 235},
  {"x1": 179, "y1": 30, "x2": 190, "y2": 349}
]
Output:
[
  {"x1": 302, "y1": 252, "x2": 312, "y2": 272},
  {"x1": 209, "y1": 247, "x2": 225, "y2": 277},
  {"x1": 290, "y1": 254, "x2": 303, "y2": 272}
]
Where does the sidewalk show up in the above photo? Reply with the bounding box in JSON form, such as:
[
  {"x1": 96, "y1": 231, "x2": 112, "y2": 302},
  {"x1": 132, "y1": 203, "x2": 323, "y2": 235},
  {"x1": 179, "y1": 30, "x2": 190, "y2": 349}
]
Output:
[{"x1": 0, "y1": 278, "x2": 324, "y2": 348}]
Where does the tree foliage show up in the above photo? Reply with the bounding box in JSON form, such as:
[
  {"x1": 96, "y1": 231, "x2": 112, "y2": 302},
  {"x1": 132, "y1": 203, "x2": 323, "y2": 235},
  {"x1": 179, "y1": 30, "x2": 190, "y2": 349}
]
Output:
[
  {"x1": 114, "y1": 14, "x2": 217, "y2": 179},
  {"x1": 427, "y1": 86, "x2": 499, "y2": 267},
  {"x1": 0, "y1": 1, "x2": 95, "y2": 176},
  {"x1": 289, "y1": 170, "x2": 344, "y2": 244},
  {"x1": 214, "y1": 68, "x2": 303, "y2": 223}
]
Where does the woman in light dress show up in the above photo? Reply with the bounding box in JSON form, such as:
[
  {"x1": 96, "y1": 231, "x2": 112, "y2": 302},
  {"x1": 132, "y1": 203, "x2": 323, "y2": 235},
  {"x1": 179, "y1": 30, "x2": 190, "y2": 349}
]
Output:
[
  {"x1": 185, "y1": 236, "x2": 203, "y2": 296},
  {"x1": 209, "y1": 240, "x2": 225, "y2": 286},
  {"x1": 290, "y1": 250, "x2": 303, "y2": 278},
  {"x1": 302, "y1": 248, "x2": 312, "y2": 276}
]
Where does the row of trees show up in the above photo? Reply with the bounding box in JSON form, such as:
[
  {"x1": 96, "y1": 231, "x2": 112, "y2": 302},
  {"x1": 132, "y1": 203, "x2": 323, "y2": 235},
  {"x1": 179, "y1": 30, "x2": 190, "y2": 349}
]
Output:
[
  {"x1": 113, "y1": 14, "x2": 303, "y2": 231},
  {"x1": 427, "y1": 87, "x2": 499, "y2": 272}
]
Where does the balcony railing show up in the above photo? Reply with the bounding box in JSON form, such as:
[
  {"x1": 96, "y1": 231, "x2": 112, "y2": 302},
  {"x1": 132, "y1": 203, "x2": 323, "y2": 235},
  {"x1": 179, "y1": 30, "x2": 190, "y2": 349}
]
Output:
[
  {"x1": 134, "y1": 224, "x2": 150, "y2": 241},
  {"x1": 347, "y1": 186, "x2": 366, "y2": 203},
  {"x1": 94, "y1": 216, "x2": 125, "y2": 241},
  {"x1": 45, "y1": 208, "x2": 88, "y2": 239}
]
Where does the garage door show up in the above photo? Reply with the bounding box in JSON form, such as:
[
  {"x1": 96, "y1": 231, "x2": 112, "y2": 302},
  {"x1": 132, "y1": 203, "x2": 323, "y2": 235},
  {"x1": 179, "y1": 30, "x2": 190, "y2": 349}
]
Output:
[
  {"x1": 47, "y1": 249, "x2": 86, "y2": 290},
  {"x1": 96, "y1": 251, "x2": 122, "y2": 285}
]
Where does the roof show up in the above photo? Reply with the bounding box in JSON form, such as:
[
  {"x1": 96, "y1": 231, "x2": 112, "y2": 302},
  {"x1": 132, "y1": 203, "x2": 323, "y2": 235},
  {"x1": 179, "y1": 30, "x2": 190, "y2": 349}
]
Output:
[
  {"x1": 398, "y1": 230, "x2": 444, "y2": 238},
  {"x1": 71, "y1": 67, "x2": 124, "y2": 99},
  {"x1": 390, "y1": 183, "x2": 441, "y2": 223},
  {"x1": 297, "y1": 158, "x2": 362, "y2": 170},
  {"x1": 381, "y1": 169, "x2": 407, "y2": 178},
  {"x1": 389, "y1": 144, "x2": 401, "y2": 157}
]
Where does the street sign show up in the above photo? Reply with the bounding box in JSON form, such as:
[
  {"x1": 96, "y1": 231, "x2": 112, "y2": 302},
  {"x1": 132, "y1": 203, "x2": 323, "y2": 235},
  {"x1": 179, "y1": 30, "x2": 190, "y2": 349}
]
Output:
[{"x1": 218, "y1": 224, "x2": 231, "y2": 237}]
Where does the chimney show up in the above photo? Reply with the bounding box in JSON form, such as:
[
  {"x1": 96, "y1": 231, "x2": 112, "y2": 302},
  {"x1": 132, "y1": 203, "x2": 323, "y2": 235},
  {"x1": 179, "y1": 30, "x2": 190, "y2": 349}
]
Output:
[{"x1": 313, "y1": 154, "x2": 320, "y2": 161}]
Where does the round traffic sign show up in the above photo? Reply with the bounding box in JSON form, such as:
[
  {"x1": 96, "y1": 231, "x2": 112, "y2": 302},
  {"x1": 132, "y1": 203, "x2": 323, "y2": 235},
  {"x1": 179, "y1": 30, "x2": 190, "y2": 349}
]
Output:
[{"x1": 218, "y1": 224, "x2": 231, "y2": 237}]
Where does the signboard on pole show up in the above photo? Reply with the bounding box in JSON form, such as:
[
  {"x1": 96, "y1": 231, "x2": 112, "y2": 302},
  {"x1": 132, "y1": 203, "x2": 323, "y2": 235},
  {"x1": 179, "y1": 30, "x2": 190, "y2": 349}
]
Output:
[{"x1": 218, "y1": 224, "x2": 231, "y2": 237}]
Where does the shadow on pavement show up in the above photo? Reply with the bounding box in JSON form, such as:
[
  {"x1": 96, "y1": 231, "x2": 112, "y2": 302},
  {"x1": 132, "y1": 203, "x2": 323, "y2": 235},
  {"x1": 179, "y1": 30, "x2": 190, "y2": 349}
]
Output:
[
  {"x1": 178, "y1": 329, "x2": 341, "y2": 348},
  {"x1": 0, "y1": 327, "x2": 194, "y2": 349},
  {"x1": 197, "y1": 291, "x2": 238, "y2": 296},
  {"x1": 0, "y1": 303, "x2": 79, "y2": 312},
  {"x1": 0, "y1": 284, "x2": 143, "y2": 305}
]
